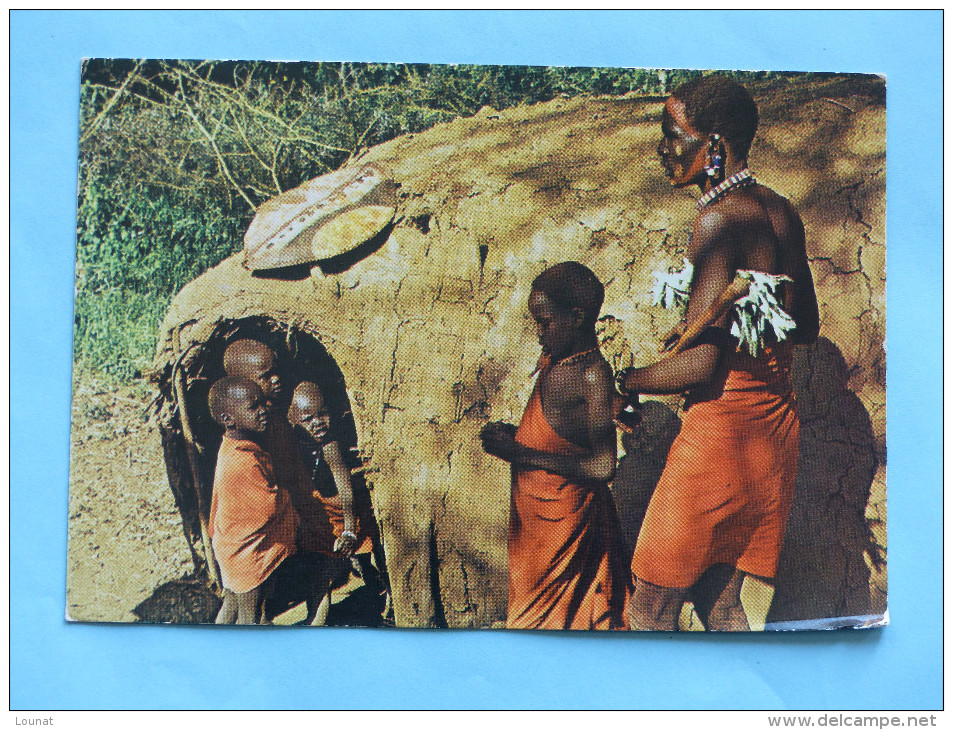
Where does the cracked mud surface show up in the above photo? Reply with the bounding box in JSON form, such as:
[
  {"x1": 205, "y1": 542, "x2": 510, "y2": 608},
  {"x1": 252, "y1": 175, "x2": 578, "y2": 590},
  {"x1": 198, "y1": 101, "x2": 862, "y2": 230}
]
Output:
[{"x1": 69, "y1": 75, "x2": 886, "y2": 627}]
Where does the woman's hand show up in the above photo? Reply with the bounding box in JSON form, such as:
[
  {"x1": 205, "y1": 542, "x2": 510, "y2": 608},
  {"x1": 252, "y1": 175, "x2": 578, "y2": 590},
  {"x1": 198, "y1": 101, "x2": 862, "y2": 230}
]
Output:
[{"x1": 479, "y1": 421, "x2": 519, "y2": 462}]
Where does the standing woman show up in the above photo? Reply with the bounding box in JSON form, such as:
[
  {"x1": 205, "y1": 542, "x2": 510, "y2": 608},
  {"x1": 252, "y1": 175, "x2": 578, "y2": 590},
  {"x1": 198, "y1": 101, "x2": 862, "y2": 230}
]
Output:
[{"x1": 616, "y1": 76, "x2": 819, "y2": 630}]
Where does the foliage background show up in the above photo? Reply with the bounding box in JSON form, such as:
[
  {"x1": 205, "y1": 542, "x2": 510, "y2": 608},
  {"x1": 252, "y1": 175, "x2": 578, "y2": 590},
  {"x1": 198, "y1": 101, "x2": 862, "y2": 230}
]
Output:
[{"x1": 76, "y1": 60, "x2": 795, "y2": 381}]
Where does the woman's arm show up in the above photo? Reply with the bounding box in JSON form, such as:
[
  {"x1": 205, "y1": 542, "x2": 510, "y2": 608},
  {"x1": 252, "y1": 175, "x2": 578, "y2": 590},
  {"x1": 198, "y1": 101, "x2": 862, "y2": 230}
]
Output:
[
  {"x1": 620, "y1": 342, "x2": 721, "y2": 395},
  {"x1": 787, "y1": 213, "x2": 820, "y2": 344}
]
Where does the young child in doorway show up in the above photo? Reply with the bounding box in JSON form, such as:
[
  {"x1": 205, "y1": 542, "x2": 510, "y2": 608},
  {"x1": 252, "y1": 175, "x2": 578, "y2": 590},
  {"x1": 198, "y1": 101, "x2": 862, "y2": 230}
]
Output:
[
  {"x1": 287, "y1": 381, "x2": 389, "y2": 613},
  {"x1": 222, "y1": 339, "x2": 343, "y2": 626}
]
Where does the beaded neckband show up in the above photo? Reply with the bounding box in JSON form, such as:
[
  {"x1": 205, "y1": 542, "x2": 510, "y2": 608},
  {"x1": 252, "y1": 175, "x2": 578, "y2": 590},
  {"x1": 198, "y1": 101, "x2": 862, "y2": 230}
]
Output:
[
  {"x1": 554, "y1": 347, "x2": 600, "y2": 368},
  {"x1": 531, "y1": 347, "x2": 600, "y2": 377},
  {"x1": 696, "y1": 168, "x2": 755, "y2": 210}
]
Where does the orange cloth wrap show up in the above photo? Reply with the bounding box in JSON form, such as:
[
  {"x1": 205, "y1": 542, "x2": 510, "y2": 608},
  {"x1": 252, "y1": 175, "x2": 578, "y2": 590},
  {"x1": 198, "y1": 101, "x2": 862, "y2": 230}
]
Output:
[
  {"x1": 508, "y1": 377, "x2": 628, "y2": 630},
  {"x1": 631, "y1": 344, "x2": 800, "y2": 588},
  {"x1": 209, "y1": 436, "x2": 299, "y2": 593}
]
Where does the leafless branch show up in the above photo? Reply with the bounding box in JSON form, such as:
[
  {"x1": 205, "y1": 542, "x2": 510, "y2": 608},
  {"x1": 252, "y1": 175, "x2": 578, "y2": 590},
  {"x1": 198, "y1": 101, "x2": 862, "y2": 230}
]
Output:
[
  {"x1": 176, "y1": 74, "x2": 258, "y2": 211},
  {"x1": 80, "y1": 60, "x2": 144, "y2": 143}
]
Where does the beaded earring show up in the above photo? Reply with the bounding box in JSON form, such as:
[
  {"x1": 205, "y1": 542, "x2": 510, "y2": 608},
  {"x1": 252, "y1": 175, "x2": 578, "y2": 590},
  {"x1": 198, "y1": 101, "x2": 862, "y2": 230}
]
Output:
[{"x1": 705, "y1": 133, "x2": 724, "y2": 180}]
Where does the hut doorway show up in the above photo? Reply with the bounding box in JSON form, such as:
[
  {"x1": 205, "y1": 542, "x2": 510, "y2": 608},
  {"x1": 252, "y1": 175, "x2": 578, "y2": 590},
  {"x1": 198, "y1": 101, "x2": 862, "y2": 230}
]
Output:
[{"x1": 158, "y1": 316, "x2": 385, "y2": 623}]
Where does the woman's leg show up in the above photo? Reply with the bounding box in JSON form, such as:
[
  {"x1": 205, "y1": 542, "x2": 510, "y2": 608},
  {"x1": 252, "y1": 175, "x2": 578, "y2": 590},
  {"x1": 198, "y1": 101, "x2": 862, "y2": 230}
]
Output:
[
  {"x1": 702, "y1": 568, "x2": 749, "y2": 631},
  {"x1": 235, "y1": 587, "x2": 262, "y2": 624},
  {"x1": 215, "y1": 590, "x2": 238, "y2": 624},
  {"x1": 628, "y1": 578, "x2": 686, "y2": 631}
]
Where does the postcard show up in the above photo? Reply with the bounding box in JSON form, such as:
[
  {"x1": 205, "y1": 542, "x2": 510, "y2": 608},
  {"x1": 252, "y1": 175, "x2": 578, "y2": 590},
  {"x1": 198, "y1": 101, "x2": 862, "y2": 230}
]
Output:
[{"x1": 67, "y1": 60, "x2": 886, "y2": 631}]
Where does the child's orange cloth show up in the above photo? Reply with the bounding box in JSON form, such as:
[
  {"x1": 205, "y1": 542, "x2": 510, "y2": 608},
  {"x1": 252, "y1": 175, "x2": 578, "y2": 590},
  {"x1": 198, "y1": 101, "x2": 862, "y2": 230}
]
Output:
[
  {"x1": 317, "y1": 491, "x2": 379, "y2": 555},
  {"x1": 265, "y1": 418, "x2": 337, "y2": 555},
  {"x1": 507, "y1": 372, "x2": 628, "y2": 630},
  {"x1": 631, "y1": 344, "x2": 800, "y2": 588},
  {"x1": 209, "y1": 435, "x2": 299, "y2": 593}
]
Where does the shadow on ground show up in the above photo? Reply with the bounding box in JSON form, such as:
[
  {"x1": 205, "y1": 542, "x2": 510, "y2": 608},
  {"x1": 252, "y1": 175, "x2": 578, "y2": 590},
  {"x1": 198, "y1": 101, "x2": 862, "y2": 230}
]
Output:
[
  {"x1": 132, "y1": 575, "x2": 221, "y2": 624},
  {"x1": 133, "y1": 570, "x2": 390, "y2": 627}
]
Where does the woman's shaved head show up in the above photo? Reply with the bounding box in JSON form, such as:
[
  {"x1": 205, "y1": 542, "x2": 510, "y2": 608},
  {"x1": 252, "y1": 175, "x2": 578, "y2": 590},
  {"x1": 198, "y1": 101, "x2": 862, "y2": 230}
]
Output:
[{"x1": 671, "y1": 75, "x2": 759, "y2": 159}]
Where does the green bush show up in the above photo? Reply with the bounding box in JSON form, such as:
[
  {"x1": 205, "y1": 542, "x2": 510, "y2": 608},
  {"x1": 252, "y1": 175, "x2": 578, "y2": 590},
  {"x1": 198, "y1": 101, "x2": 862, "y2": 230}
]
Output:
[
  {"x1": 74, "y1": 174, "x2": 246, "y2": 381},
  {"x1": 73, "y1": 287, "x2": 171, "y2": 382}
]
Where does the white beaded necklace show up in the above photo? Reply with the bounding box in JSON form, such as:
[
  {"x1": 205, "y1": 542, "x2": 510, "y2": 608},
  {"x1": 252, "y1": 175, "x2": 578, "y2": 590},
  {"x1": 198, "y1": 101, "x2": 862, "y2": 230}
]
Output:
[{"x1": 696, "y1": 168, "x2": 755, "y2": 210}]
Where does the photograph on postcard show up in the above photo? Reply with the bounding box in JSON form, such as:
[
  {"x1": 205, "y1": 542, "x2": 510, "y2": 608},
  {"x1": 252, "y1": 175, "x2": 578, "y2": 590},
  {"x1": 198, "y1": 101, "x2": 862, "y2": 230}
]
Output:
[{"x1": 68, "y1": 60, "x2": 885, "y2": 631}]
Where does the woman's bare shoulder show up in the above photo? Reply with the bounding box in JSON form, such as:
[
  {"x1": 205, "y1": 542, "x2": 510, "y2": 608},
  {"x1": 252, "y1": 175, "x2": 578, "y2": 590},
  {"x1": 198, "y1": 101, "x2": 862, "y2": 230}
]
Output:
[
  {"x1": 691, "y1": 205, "x2": 732, "y2": 251},
  {"x1": 752, "y1": 183, "x2": 801, "y2": 219},
  {"x1": 751, "y1": 184, "x2": 805, "y2": 241}
]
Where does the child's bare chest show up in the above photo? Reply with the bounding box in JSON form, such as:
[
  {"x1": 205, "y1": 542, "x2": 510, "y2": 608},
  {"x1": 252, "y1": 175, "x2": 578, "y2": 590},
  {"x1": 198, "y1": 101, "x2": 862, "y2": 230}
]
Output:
[{"x1": 538, "y1": 369, "x2": 589, "y2": 447}]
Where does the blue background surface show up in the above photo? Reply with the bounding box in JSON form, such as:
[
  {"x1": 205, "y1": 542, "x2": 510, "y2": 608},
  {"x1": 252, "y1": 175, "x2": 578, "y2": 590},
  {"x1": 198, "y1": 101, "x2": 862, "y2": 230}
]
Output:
[{"x1": 10, "y1": 10, "x2": 942, "y2": 710}]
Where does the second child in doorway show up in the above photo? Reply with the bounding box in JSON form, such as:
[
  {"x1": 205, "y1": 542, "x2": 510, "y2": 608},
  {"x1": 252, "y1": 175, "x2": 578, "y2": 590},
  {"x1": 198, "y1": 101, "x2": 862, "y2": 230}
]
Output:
[{"x1": 288, "y1": 382, "x2": 389, "y2": 613}]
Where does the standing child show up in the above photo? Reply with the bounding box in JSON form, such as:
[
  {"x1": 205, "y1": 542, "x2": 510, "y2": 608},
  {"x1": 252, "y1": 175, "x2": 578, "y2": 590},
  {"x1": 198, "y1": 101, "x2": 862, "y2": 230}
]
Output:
[
  {"x1": 288, "y1": 382, "x2": 389, "y2": 614},
  {"x1": 223, "y1": 339, "x2": 342, "y2": 625},
  {"x1": 207, "y1": 376, "x2": 299, "y2": 624},
  {"x1": 480, "y1": 262, "x2": 628, "y2": 630}
]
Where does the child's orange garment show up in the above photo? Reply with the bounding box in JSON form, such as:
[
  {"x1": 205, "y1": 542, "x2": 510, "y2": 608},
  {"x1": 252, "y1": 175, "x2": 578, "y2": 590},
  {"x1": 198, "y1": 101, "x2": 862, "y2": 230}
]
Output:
[
  {"x1": 631, "y1": 343, "x2": 799, "y2": 588},
  {"x1": 508, "y1": 368, "x2": 628, "y2": 630},
  {"x1": 209, "y1": 435, "x2": 300, "y2": 593},
  {"x1": 317, "y1": 491, "x2": 379, "y2": 555},
  {"x1": 265, "y1": 418, "x2": 337, "y2": 555}
]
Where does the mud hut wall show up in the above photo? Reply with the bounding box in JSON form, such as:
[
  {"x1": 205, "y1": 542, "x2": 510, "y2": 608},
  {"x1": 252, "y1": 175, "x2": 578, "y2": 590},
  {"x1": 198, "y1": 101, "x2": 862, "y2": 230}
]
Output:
[
  {"x1": 751, "y1": 89, "x2": 887, "y2": 613},
  {"x1": 156, "y1": 83, "x2": 886, "y2": 626}
]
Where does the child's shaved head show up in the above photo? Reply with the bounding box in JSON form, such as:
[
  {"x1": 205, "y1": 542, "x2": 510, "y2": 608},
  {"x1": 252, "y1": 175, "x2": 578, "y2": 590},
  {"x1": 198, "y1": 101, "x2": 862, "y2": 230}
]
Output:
[
  {"x1": 208, "y1": 376, "x2": 265, "y2": 429},
  {"x1": 288, "y1": 381, "x2": 332, "y2": 443},
  {"x1": 288, "y1": 381, "x2": 326, "y2": 421},
  {"x1": 532, "y1": 262, "x2": 605, "y2": 327},
  {"x1": 223, "y1": 339, "x2": 274, "y2": 373},
  {"x1": 223, "y1": 339, "x2": 281, "y2": 402}
]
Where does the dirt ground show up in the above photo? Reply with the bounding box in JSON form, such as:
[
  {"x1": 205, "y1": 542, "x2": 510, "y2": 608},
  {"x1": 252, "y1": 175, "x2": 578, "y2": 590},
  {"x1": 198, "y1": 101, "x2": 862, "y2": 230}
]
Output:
[
  {"x1": 66, "y1": 376, "x2": 194, "y2": 622},
  {"x1": 66, "y1": 362, "x2": 884, "y2": 629},
  {"x1": 66, "y1": 375, "x2": 389, "y2": 625}
]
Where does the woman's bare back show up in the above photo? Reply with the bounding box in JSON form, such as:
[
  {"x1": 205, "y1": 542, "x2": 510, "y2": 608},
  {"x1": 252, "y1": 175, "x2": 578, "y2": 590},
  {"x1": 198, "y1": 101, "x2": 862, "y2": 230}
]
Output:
[{"x1": 697, "y1": 185, "x2": 819, "y2": 344}]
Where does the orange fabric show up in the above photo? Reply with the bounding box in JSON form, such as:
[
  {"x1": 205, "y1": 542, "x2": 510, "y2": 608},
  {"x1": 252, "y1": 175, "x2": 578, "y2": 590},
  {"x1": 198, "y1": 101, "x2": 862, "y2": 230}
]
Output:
[
  {"x1": 631, "y1": 344, "x2": 799, "y2": 588},
  {"x1": 508, "y1": 372, "x2": 628, "y2": 630},
  {"x1": 209, "y1": 436, "x2": 299, "y2": 593},
  {"x1": 265, "y1": 418, "x2": 337, "y2": 555},
  {"x1": 317, "y1": 490, "x2": 379, "y2": 555}
]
